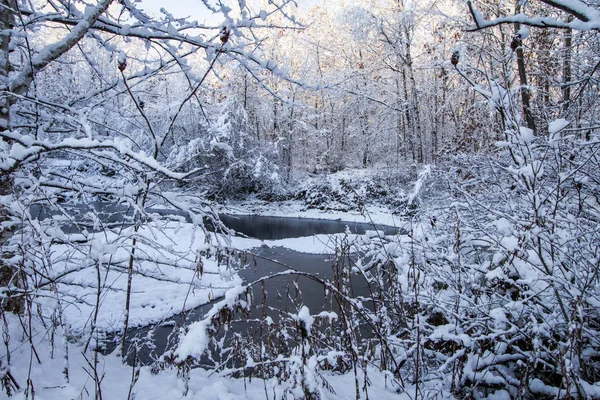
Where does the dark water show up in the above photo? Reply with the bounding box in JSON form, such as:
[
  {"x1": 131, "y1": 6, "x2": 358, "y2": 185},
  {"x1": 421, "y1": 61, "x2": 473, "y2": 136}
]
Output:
[
  {"x1": 219, "y1": 214, "x2": 399, "y2": 239},
  {"x1": 30, "y1": 202, "x2": 400, "y2": 238},
  {"x1": 32, "y1": 203, "x2": 400, "y2": 365},
  {"x1": 110, "y1": 247, "x2": 376, "y2": 366}
]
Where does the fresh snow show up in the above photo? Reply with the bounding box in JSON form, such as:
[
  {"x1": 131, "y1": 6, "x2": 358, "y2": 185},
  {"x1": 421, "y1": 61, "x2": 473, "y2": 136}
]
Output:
[
  {"x1": 3, "y1": 202, "x2": 420, "y2": 399},
  {"x1": 2, "y1": 311, "x2": 418, "y2": 399},
  {"x1": 43, "y1": 221, "x2": 242, "y2": 334},
  {"x1": 296, "y1": 305, "x2": 314, "y2": 335},
  {"x1": 548, "y1": 118, "x2": 570, "y2": 148},
  {"x1": 260, "y1": 233, "x2": 360, "y2": 254}
]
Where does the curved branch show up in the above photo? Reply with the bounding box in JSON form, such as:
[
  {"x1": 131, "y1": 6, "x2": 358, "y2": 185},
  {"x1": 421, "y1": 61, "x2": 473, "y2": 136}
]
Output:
[
  {"x1": 466, "y1": 0, "x2": 600, "y2": 32},
  {"x1": 10, "y1": 0, "x2": 114, "y2": 97}
]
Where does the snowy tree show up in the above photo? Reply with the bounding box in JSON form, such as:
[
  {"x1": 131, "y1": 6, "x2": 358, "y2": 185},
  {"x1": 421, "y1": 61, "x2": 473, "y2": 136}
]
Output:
[
  {"x1": 0, "y1": 0, "x2": 304, "y2": 396},
  {"x1": 0, "y1": 0, "x2": 598, "y2": 397}
]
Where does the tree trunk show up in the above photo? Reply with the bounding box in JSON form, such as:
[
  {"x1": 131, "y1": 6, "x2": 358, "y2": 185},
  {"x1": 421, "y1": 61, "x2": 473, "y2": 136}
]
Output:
[
  {"x1": 0, "y1": 0, "x2": 15, "y2": 130},
  {"x1": 515, "y1": 37, "x2": 536, "y2": 132},
  {"x1": 401, "y1": 67, "x2": 414, "y2": 162},
  {"x1": 562, "y1": 27, "x2": 572, "y2": 113},
  {"x1": 403, "y1": 26, "x2": 423, "y2": 163},
  {"x1": 0, "y1": 0, "x2": 21, "y2": 314},
  {"x1": 514, "y1": 2, "x2": 536, "y2": 132}
]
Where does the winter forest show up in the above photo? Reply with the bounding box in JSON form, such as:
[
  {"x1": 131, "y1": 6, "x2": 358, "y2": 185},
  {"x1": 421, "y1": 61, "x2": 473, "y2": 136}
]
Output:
[{"x1": 1, "y1": 0, "x2": 599, "y2": 398}]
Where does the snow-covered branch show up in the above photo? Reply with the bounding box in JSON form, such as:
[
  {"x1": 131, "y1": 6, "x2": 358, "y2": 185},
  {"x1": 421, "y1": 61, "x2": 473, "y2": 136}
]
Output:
[
  {"x1": 0, "y1": 130, "x2": 202, "y2": 180},
  {"x1": 466, "y1": 0, "x2": 600, "y2": 31},
  {"x1": 10, "y1": 0, "x2": 114, "y2": 97}
]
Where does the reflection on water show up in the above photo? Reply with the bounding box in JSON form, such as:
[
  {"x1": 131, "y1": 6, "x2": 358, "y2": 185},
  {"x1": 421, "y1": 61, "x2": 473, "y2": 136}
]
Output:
[{"x1": 112, "y1": 246, "x2": 376, "y2": 366}]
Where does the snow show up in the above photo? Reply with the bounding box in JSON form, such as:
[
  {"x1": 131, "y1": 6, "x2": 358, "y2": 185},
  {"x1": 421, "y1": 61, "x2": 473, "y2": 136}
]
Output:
[
  {"x1": 489, "y1": 307, "x2": 508, "y2": 329},
  {"x1": 296, "y1": 305, "x2": 314, "y2": 335},
  {"x1": 485, "y1": 390, "x2": 511, "y2": 400},
  {"x1": 1, "y1": 194, "x2": 423, "y2": 399},
  {"x1": 176, "y1": 319, "x2": 211, "y2": 360},
  {"x1": 529, "y1": 378, "x2": 561, "y2": 396},
  {"x1": 517, "y1": 126, "x2": 534, "y2": 145},
  {"x1": 117, "y1": 50, "x2": 127, "y2": 65},
  {"x1": 493, "y1": 217, "x2": 512, "y2": 234},
  {"x1": 1, "y1": 133, "x2": 200, "y2": 180},
  {"x1": 516, "y1": 26, "x2": 530, "y2": 39},
  {"x1": 486, "y1": 266, "x2": 507, "y2": 281},
  {"x1": 500, "y1": 236, "x2": 519, "y2": 251},
  {"x1": 1, "y1": 311, "x2": 425, "y2": 400},
  {"x1": 408, "y1": 164, "x2": 431, "y2": 205},
  {"x1": 468, "y1": 0, "x2": 600, "y2": 31},
  {"x1": 211, "y1": 140, "x2": 234, "y2": 158},
  {"x1": 548, "y1": 118, "x2": 569, "y2": 148},
  {"x1": 37, "y1": 221, "x2": 242, "y2": 334},
  {"x1": 260, "y1": 233, "x2": 360, "y2": 254},
  {"x1": 429, "y1": 324, "x2": 472, "y2": 347},
  {"x1": 317, "y1": 311, "x2": 338, "y2": 323}
]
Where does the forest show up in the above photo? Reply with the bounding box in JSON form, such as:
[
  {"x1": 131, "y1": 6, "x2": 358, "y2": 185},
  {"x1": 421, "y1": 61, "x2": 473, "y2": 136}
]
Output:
[{"x1": 1, "y1": 0, "x2": 599, "y2": 398}]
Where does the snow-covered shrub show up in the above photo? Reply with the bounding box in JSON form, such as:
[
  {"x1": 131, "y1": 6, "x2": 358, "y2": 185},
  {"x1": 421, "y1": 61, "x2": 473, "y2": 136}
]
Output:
[
  {"x1": 296, "y1": 180, "x2": 350, "y2": 211},
  {"x1": 352, "y1": 120, "x2": 600, "y2": 397},
  {"x1": 296, "y1": 166, "x2": 437, "y2": 215},
  {"x1": 166, "y1": 97, "x2": 283, "y2": 199}
]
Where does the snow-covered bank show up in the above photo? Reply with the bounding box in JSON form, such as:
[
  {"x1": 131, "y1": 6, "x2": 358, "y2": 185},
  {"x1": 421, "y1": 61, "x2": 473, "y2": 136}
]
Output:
[
  {"x1": 43, "y1": 221, "x2": 243, "y2": 334},
  {"x1": 220, "y1": 166, "x2": 435, "y2": 229},
  {"x1": 43, "y1": 213, "x2": 403, "y2": 335},
  {"x1": 222, "y1": 199, "x2": 407, "y2": 229},
  {"x1": 2, "y1": 210, "x2": 429, "y2": 399}
]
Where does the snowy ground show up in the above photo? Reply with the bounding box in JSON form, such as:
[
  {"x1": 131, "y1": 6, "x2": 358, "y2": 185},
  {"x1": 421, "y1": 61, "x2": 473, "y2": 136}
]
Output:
[
  {"x1": 3, "y1": 312, "x2": 425, "y2": 399},
  {"x1": 44, "y1": 221, "x2": 243, "y2": 335},
  {"x1": 45, "y1": 217, "x2": 376, "y2": 335},
  {"x1": 31, "y1": 193, "x2": 406, "y2": 334}
]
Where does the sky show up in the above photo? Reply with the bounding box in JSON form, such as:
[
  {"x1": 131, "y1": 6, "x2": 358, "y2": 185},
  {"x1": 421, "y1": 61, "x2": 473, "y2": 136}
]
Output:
[
  {"x1": 138, "y1": 0, "x2": 320, "y2": 24},
  {"x1": 139, "y1": 0, "x2": 225, "y2": 24}
]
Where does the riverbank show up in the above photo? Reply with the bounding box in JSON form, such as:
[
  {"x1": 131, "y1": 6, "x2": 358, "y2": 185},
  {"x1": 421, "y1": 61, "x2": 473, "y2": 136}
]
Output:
[
  {"x1": 222, "y1": 198, "x2": 406, "y2": 227},
  {"x1": 47, "y1": 209, "x2": 405, "y2": 335},
  {"x1": 220, "y1": 164, "x2": 435, "y2": 229}
]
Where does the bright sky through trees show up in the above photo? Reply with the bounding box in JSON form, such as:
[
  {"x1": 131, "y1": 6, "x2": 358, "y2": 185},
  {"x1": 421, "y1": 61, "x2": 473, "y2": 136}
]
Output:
[
  {"x1": 139, "y1": 0, "x2": 224, "y2": 22},
  {"x1": 139, "y1": 0, "x2": 320, "y2": 23}
]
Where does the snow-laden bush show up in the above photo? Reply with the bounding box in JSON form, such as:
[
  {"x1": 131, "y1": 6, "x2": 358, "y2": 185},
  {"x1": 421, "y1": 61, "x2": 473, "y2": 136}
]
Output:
[
  {"x1": 167, "y1": 97, "x2": 283, "y2": 199},
  {"x1": 295, "y1": 166, "x2": 438, "y2": 215},
  {"x1": 357, "y1": 121, "x2": 600, "y2": 398}
]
